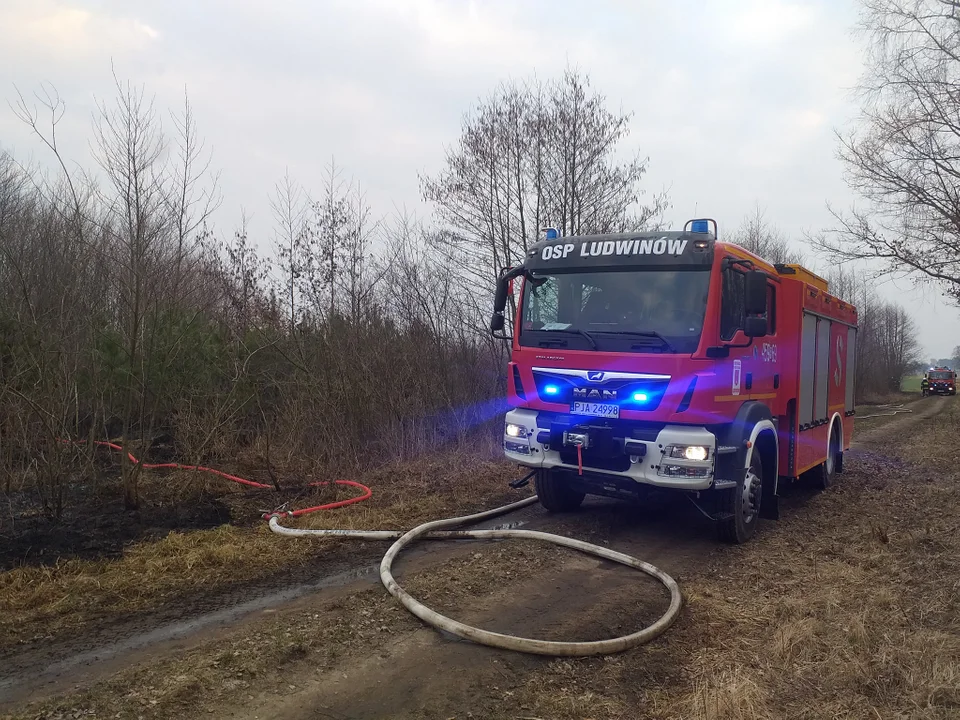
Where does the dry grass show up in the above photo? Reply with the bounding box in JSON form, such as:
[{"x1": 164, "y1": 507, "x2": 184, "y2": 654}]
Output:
[
  {"x1": 858, "y1": 389, "x2": 919, "y2": 406},
  {"x1": 0, "y1": 450, "x2": 524, "y2": 651},
  {"x1": 0, "y1": 523, "x2": 292, "y2": 647}
]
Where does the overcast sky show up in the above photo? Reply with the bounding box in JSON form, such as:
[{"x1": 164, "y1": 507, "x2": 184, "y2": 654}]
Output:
[{"x1": 1, "y1": 0, "x2": 958, "y2": 360}]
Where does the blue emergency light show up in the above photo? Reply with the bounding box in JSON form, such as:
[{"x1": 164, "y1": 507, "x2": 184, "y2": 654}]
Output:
[
  {"x1": 544, "y1": 227, "x2": 559, "y2": 240},
  {"x1": 690, "y1": 220, "x2": 709, "y2": 233}
]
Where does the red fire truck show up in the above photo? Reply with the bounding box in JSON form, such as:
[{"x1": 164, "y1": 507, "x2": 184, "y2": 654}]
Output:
[
  {"x1": 490, "y1": 219, "x2": 858, "y2": 544},
  {"x1": 923, "y1": 366, "x2": 956, "y2": 396}
]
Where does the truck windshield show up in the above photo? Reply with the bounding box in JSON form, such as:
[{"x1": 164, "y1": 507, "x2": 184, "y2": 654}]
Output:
[
  {"x1": 519, "y1": 268, "x2": 710, "y2": 354},
  {"x1": 929, "y1": 372, "x2": 954, "y2": 380}
]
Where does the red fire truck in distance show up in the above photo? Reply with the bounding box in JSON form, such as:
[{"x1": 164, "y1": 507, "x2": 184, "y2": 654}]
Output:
[
  {"x1": 490, "y1": 219, "x2": 858, "y2": 544},
  {"x1": 924, "y1": 367, "x2": 956, "y2": 395}
]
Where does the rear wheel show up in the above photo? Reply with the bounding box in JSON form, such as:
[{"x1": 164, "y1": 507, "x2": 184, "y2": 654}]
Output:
[
  {"x1": 535, "y1": 468, "x2": 585, "y2": 512},
  {"x1": 718, "y1": 450, "x2": 762, "y2": 544},
  {"x1": 812, "y1": 422, "x2": 841, "y2": 490}
]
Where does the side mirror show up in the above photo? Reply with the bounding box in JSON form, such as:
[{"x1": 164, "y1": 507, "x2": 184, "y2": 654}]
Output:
[
  {"x1": 493, "y1": 275, "x2": 509, "y2": 315},
  {"x1": 744, "y1": 315, "x2": 768, "y2": 338},
  {"x1": 491, "y1": 267, "x2": 518, "y2": 336},
  {"x1": 745, "y1": 270, "x2": 767, "y2": 315}
]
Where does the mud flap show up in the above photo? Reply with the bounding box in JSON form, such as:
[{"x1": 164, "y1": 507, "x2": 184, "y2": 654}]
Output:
[
  {"x1": 759, "y1": 477, "x2": 779, "y2": 521},
  {"x1": 836, "y1": 452, "x2": 844, "y2": 474}
]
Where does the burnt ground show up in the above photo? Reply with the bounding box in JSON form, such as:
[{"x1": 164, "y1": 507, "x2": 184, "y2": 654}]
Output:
[
  {"x1": 1, "y1": 395, "x2": 957, "y2": 720},
  {"x1": 0, "y1": 453, "x2": 360, "y2": 571},
  {"x1": 1, "y1": 479, "x2": 231, "y2": 570}
]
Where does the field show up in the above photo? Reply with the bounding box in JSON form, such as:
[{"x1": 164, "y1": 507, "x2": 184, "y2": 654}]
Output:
[
  {"x1": 1, "y1": 393, "x2": 958, "y2": 719},
  {"x1": 901, "y1": 375, "x2": 923, "y2": 393}
]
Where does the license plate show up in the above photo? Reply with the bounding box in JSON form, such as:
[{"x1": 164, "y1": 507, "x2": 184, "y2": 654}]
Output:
[{"x1": 571, "y1": 402, "x2": 619, "y2": 418}]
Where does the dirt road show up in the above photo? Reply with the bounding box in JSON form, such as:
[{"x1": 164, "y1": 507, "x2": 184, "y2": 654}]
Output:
[{"x1": 2, "y1": 396, "x2": 953, "y2": 720}]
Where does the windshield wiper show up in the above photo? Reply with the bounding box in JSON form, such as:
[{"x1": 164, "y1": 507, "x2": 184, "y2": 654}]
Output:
[
  {"x1": 592, "y1": 330, "x2": 677, "y2": 353},
  {"x1": 539, "y1": 328, "x2": 598, "y2": 349}
]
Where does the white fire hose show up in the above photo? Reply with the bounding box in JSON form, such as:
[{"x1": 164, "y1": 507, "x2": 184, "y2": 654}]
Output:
[
  {"x1": 269, "y1": 495, "x2": 682, "y2": 656},
  {"x1": 857, "y1": 403, "x2": 914, "y2": 420}
]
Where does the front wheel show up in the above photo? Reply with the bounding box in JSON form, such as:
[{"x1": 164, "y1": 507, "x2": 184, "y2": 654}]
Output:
[
  {"x1": 535, "y1": 469, "x2": 585, "y2": 513},
  {"x1": 718, "y1": 451, "x2": 762, "y2": 544}
]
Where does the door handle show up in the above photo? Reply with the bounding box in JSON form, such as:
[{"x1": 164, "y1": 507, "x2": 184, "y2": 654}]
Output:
[
  {"x1": 774, "y1": 374, "x2": 780, "y2": 389},
  {"x1": 745, "y1": 372, "x2": 753, "y2": 390}
]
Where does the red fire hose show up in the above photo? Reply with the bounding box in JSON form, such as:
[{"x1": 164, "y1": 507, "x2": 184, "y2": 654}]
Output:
[{"x1": 72, "y1": 440, "x2": 372, "y2": 519}]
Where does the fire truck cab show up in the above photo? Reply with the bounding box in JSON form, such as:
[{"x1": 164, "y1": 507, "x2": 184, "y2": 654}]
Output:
[
  {"x1": 923, "y1": 367, "x2": 956, "y2": 396},
  {"x1": 490, "y1": 219, "x2": 858, "y2": 544}
]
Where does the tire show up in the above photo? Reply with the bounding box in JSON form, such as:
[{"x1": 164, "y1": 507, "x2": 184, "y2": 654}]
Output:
[
  {"x1": 812, "y1": 422, "x2": 841, "y2": 490},
  {"x1": 718, "y1": 449, "x2": 762, "y2": 544},
  {"x1": 535, "y1": 468, "x2": 585, "y2": 512}
]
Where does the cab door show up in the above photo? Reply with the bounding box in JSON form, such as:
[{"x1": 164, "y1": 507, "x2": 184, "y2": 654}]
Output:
[
  {"x1": 716, "y1": 260, "x2": 778, "y2": 402},
  {"x1": 716, "y1": 262, "x2": 754, "y2": 402},
  {"x1": 751, "y1": 280, "x2": 780, "y2": 398}
]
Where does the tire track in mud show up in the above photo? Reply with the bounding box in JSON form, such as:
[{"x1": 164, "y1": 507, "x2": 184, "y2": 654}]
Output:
[{"x1": 0, "y1": 396, "x2": 947, "y2": 712}]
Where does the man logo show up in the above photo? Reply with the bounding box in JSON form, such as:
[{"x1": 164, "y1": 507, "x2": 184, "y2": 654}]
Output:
[{"x1": 587, "y1": 371, "x2": 605, "y2": 381}]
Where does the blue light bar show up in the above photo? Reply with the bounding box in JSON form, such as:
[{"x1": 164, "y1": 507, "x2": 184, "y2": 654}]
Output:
[
  {"x1": 544, "y1": 227, "x2": 559, "y2": 240},
  {"x1": 690, "y1": 220, "x2": 709, "y2": 233},
  {"x1": 544, "y1": 384, "x2": 559, "y2": 395},
  {"x1": 632, "y1": 392, "x2": 648, "y2": 402}
]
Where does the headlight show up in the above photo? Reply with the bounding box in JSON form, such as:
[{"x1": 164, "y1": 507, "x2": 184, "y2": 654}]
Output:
[
  {"x1": 683, "y1": 446, "x2": 708, "y2": 461},
  {"x1": 505, "y1": 423, "x2": 526, "y2": 438},
  {"x1": 665, "y1": 444, "x2": 709, "y2": 461}
]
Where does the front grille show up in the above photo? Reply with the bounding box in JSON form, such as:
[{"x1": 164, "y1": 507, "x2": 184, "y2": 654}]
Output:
[
  {"x1": 544, "y1": 416, "x2": 662, "y2": 473},
  {"x1": 559, "y1": 446, "x2": 631, "y2": 472}
]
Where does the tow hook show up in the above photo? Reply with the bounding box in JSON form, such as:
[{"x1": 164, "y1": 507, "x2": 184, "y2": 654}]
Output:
[{"x1": 509, "y1": 470, "x2": 535, "y2": 489}]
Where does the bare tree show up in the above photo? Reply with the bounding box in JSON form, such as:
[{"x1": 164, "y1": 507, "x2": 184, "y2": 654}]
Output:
[
  {"x1": 299, "y1": 158, "x2": 352, "y2": 322},
  {"x1": 270, "y1": 170, "x2": 307, "y2": 333},
  {"x1": 422, "y1": 67, "x2": 669, "y2": 301},
  {"x1": 948, "y1": 345, "x2": 960, "y2": 367},
  {"x1": 815, "y1": 0, "x2": 960, "y2": 304},
  {"x1": 730, "y1": 204, "x2": 804, "y2": 264},
  {"x1": 92, "y1": 70, "x2": 220, "y2": 508}
]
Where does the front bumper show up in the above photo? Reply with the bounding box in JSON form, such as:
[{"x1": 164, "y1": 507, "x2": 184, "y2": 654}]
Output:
[{"x1": 502, "y1": 408, "x2": 719, "y2": 491}]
